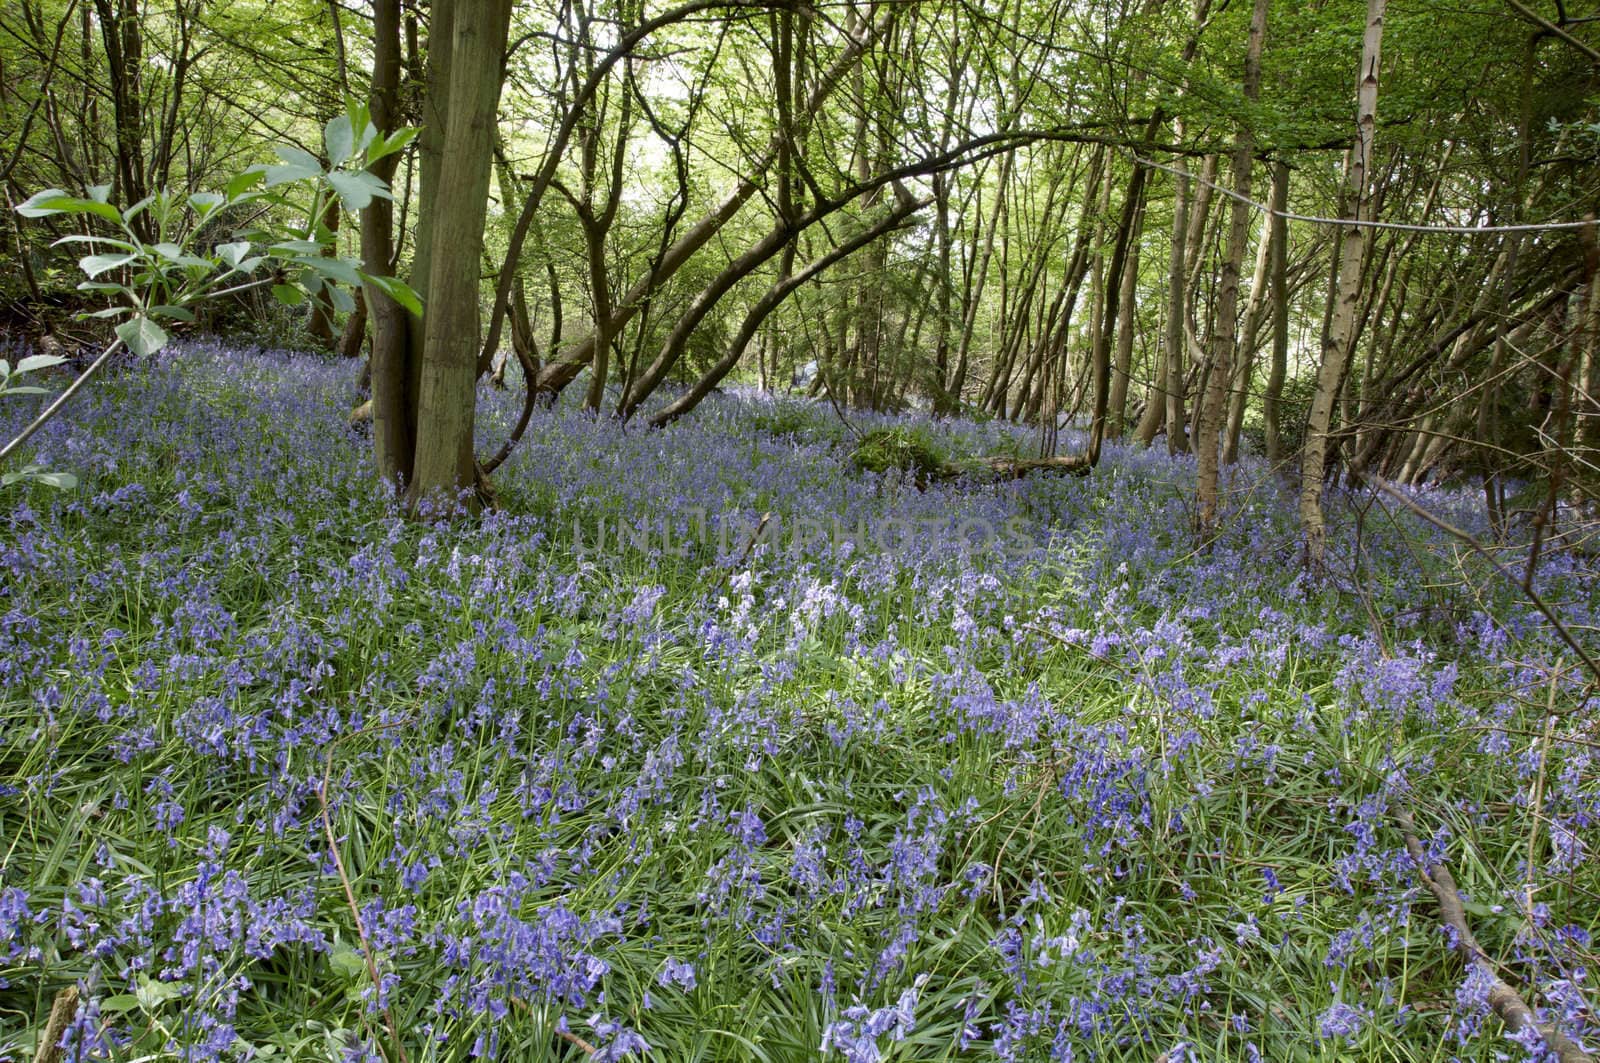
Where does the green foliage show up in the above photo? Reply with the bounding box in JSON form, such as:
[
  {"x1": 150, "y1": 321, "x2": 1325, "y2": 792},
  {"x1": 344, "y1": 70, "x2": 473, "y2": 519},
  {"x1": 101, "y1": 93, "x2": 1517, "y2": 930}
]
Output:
[
  {"x1": 848, "y1": 426, "x2": 947, "y2": 483},
  {"x1": 14, "y1": 103, "x2": 418, "y2": 356},
  {"x1": 3, "y1": 102, "x2": 419, "y2": 492}
]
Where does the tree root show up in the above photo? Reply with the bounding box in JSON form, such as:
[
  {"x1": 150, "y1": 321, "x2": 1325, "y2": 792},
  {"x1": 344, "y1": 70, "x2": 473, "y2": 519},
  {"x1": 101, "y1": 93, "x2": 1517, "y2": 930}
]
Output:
[{"x1": 1395, "y1": 809, "x2": 1594, "y2": 1063}]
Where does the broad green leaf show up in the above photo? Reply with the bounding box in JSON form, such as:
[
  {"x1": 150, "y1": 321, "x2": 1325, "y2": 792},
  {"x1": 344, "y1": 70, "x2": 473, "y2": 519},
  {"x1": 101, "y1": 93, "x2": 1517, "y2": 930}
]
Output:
[
  {"x1": 324, "y1": 113, "x2": 355, "y2": 168},
  {"x1": 216, "y1": 240, "x2": 252, "y2": 268},
  {"x1": 76, "y1": 281, "x2": 128, "y2": 293},
  {"x1": 273, "y1": 144, "x2": 324, "y2": 171},
  {"x1": 32, "y1": 471, "x2": 77, "y2": 489},
  {"x1": 115, "y1": 315, "x2": 169, "y2": 357},
  {"x1": 302, "y1": 256, "x2": 363, "y2": 287},
  {"x1": 135, "y1": 976, "x2": 183, "y2": 1011},
  {"x1": 1, "y1": 385, "x2": 50, "y2": 395},
  {"x1": 87, "y1": 183, "x2": 112, "y2": 203},
  {"x1": 226, "y1": 169, "x2": 265, "y2": 197},
  {"x1": 152, "y1": 242, "x2": 185, "y2": 261},
  {"x1": 271, "y1": 284, "x2": 306, "y2": 306},
  {"x1": 188, "y1": 192, "x2": 225, "y2": 215},
  {"x1": 368, "y1": 127, "x2": 421, "y2": 164},
  {"x1": 329, "y1": 944, "x2": 366, "y2": 981},
  {"x1": 16, "y1": 354, "x2": 67, "y2": 374},
  {"x1": 148, "y1": 305, "x2": 196, "y2": 322},
  {"x1": 51, "y1": 234, "x2": 139, "y2": 251},
  {"x1": 259, "y1": 162, "x2": 323, "y2": 188},
  {"x1": 16, "y1": 189, "x2": 122, "y2": 223},
  {"x1": 326, "y1": 170, "x2": 387, "y2": 210},
  {"x1": 270, "y1": 239, "x2": 326, "y2": 255},
  {"x1": 329, "y1": 285, "x2": 356, "y2": 314},
  {"x1": 122, "y1": 194, "x2": 158, "y2": 221},
  {"x1": 99, "y1": 995, "x2": 141, "y2": 1014},
  {"x1": 80, "y1": 253, "x2": 137, "y2": 279},
  {"x1": 363, "y1": 272, "x2": 423, "y2": 317}
]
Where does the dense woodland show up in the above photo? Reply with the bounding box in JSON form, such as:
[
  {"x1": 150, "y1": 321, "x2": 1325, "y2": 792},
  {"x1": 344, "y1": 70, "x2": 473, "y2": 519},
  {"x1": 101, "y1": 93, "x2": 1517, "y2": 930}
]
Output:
[
  {"x1": 4, "y1": 1, "x2": 1600, "y2": 1061},
  {"x1": 3, "y1": 0, "x2": 1598, "y2": 533}
]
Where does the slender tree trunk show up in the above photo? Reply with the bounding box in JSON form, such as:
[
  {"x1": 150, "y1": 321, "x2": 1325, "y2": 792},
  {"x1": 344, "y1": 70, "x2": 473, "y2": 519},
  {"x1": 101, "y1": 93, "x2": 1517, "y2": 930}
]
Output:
[
  {"x1": 362, "y1": 0, "x2": 418, "y2": 488},
  {"x1": 1107, "y1": 196, "x2": 1143, "y2": 438},
  {"x1": 1162, "y1": 149, "x2": 1193, "y2": 453},
  {"x1": 1222, "y1": 201, "x2": 1272, "y2": 463},
  {"x1": 1301, "y1": 0, "x2": 1384, "y2": 569},
  {"x1": 1262, "y1": 160, "x2": 1290, "y2": 464},
  {"x1": 1195, "y1": 0, "x2": 1265, "y2": 540}
]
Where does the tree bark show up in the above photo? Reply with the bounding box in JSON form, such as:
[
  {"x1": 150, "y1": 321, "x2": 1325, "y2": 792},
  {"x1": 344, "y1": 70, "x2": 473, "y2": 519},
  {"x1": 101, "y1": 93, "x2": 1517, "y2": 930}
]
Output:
[
  {"x1": 1301, "y1": 0, "x2": 1384, "y2": 569},
  {"x1": 407, "y1": 0, "x2": 513, "y2": 511},
  {"x1": 1261, "y1": 159, "x2": 1290, "y2": 464},
  {"x1": 1195, "y1": 0, "x2": 1265, "y2": 540}
]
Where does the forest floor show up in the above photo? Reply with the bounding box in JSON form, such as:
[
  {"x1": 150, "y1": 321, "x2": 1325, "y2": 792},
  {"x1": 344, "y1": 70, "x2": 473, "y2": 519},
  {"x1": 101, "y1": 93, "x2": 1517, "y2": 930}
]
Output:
[{"x1": 2, "y1": 340, "x2": 1598, "y2": 1062}]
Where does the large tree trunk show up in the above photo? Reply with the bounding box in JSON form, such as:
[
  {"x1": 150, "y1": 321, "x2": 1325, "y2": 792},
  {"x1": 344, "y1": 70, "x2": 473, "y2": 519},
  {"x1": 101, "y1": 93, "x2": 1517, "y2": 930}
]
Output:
[
  {"x1": 407, "y1": 0, "x2": 513, "y2": 510},
  {"x1": 1195, "y1": 0, "x2": 1265, "y2": 540},
  {"x1": 1300, "y1": 0, "x2": 1385, "y2": 569}
]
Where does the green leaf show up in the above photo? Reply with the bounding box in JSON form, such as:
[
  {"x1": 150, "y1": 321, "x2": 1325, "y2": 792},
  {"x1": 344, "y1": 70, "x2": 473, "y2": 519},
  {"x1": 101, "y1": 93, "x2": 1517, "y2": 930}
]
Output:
[
  {"x1": 135, "y1": 976, "x2": 184, "y2": 1011},
  {"x1": 115, "y1": 316, "x2": 169, "y2": 357},
  {"x1": 269, "y1": 239, "x2": 326, "y2": 256},
  {"x1": 259, "y1": 163, "x2": 323, "y2": 188},
  {"x1": 271, "y1": 284, "x2": 306, "y2": 306},
  {"x1": 15, "y1": 189, "x2": 122, "y2": 223},
  {"x1": 16, "y1": 354, "x2": 67, "y2": 374},
  {"x1": 147, "y1": 305, "x2": 196, "y2": 322},
  {"x1": 188, "y1": 192, "x2": 225, "y2": 216},
  {"x1": 273, "y1": 144, "x2": 324, "y2": 171},
  {"x1": 51, "y1": 234, "x2": 139, "y2": 252},
  {"x1": 363, "y1": 272, "x2": 423, "y2": 317},
  {"x1": 1, "y1": 385, "x2": 51, "y2": 395},
  {"x1": 225, "y1": 169, "x2": 265, "y2": 197},
  {"x1": 324, "y1": 113, "x2": 355, "y2": 168},
  {"x1": 32, "y1": 471, "x2": 77, "y2": 489},
  {"x1": 99, "y1": 995, "x2": 141, "y2": 1015},
  {"x1": 302, "y1": 256, "x2": 363, "y2": 287},
  {"x1": 216, "y1": 240, "x2": 253, "y2": 268},
  {"x1": 329, "y1": 945, "x2": 366, "y2": 982},
  {"x1": 329, "y1": 285, "x2": 356, "y2": 314},
  {"x1": 79, "y1": 253, "x2": 137, "y2": 279},
  {"x1": 326, "y1": 170, "x2": 389, "y2": 211},
  {"x1": 368, "y1": 127, "x2": 421, "y2": 164}
]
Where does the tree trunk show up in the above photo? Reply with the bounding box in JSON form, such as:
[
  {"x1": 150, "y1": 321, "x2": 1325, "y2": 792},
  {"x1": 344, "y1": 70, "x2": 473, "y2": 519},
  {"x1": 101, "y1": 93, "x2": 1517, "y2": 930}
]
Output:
[
  {"x1": 1222, "y1": 194, "x2": 1273, "y2": 464},
  {"x1": 1300, "y1": 0, "x2": 1384, "y2": 569},
  {"x1": 1195, "y1": 0, "x2": 1265, "y2": 540},
  {"x1": 1261, "y1": 160, "x2": 1290, "y2": 464},
  {"x1": 362, "y1": 0, "x2": 418, "y2": 489},
  {"x1": 407, "y1": 0, "x2": 513, "y2": 511}
]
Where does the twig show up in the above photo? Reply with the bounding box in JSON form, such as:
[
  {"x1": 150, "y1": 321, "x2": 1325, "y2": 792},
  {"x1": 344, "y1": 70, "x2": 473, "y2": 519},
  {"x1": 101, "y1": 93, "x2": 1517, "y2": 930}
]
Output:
[
  {"x1": 1360, "y1": 472, "x2": 1600, "y2": 688},
  {"x1": 1395, "y1": 809, "x2": 1594, "y2": 1063},
  {"x1": 556, "y1": 1030, "x2": 598, "y2": 1055}
]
